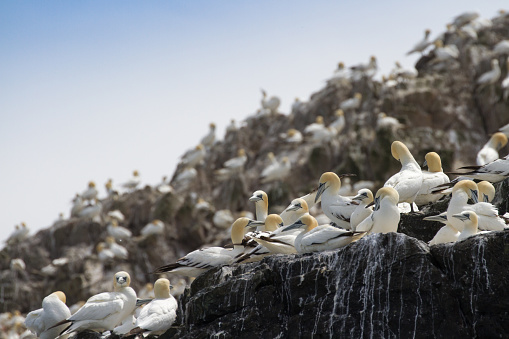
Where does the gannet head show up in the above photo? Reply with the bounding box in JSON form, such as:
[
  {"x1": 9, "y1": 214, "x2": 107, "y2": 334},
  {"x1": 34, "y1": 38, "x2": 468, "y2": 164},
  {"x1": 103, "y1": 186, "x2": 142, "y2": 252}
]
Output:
[
  {"x1": 249, "y1": 190, "x2": 267, "y2": 203},
  {"x1": 434, "y1": 40, "x2": 444, "y2": 48},
  {"x1": 335, "y1": 109, "x2": 344, "y2": 117},
  {"x1": 52, "y1": 291, "x2": 67, "y2": 303},
  {"x1": 210, "y1": 123, "x2": 216, "y2": 130},
  {"x1": 452, "y1": 181, "x2": 479, "y2": 203},
  {"x1": 338, "y1": 62, "x2": 345, "y2": 69},
  {"x1": 425, "y1": 29, "x2": 431, "y2": 37},
  {"x1": 315, "y1": 172, "x2": 341, "y2": 202},
  {"x1": 370, "y1": 55, "x2": 377, "y2": 63},
  {"x1": 285, "y1": 198, "x2": 309, "y2": 213},
  {"x1": 267, "y1": 152, "x2": 275, "y2": 161},
  {"x1": 395, "y1": 61, "x2": 402, "y2": 68},
  {"x1": 281, "y1": 157, "x2": 290, "y2": 165},
  {"x1": 114, "y1": 271, "x2": 131, "y2": 289},
  {"x1": 105, "y1": 179, "x2": 112, "y2": 189},
  {"x1": 111, "y1": 220, "x2": 118, "y2": 227},
  {"x1": 477, "y1": 181, "x2": 495, "y2": 203},
  {"x1": 237, "y1": 148, "x2": 246, "y2": 157},
  {"x1": 423, "y1": 152, "x2": 443, "y2": 172},
  {"x1": 106, "y1": 236, "x2": 115, "y2": 245},
  {"x1": 354, "y1": 93, "x2": 362, "y2": 100},
  {"x1": 294, "y1": 97, "x2": 300, "y2": 102},
  {"x1": 96, "y1": 242, "x2": 107, "y2": 252},
  {"x1": 373, "y1": 187, "x2": 399, "y2": 211},
  {"x1": 21, "y1": 222, "x2": 27, "y2": 228},
  {"x1": 352, "y1": 188, "x2": 374, "y2": 205},
  {"x1": 390, "y1": 141, "x2": 416, "y2": 165},
  {"x1": 316, "y1": 116, "x2": 324, "y2": 124},
  {"x1": 490, "y1": 132, "x2": 508, "y2": 150},
  {"x1": 231, "y1": 217, "x2": 257, "y2": 244},
  {"x1": 154, "y1": 278, "x2": 171, "y2": 299},
  {"x1": 264, "y1": 214, "x2": 283, "y2": 232},
  {"x1": 287, "y1": 129, "x2": 298, "y2": 137},
  {"x1": 133, "y1": 170, "x2": 139, "y2": 177},
  {"x1": 452, "y1": 211, "x2": 478, "y2": 227},
  {"x1": 379, "y1": 112, "x2": 387, "y2": 118},
  {"x1": 196, "y1": 144, "x2": 204, "y2": 150},
  {"x1": 88, "y1": 181, "x2": 96, "y2": 188},
  {"x1": 282, "y1": 214, "x2": 318, "y2": 233}
]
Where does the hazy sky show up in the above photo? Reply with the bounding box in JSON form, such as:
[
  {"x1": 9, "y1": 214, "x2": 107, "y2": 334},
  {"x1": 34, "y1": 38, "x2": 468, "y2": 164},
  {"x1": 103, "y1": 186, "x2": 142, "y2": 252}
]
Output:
[{"x1": 1, "y1": 1, "x2": 506, "y2": 244}]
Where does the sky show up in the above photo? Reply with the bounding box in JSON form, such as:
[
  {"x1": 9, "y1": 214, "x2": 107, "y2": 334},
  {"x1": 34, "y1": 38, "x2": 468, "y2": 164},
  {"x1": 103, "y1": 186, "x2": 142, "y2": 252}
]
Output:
[{"x1": 0, "y1": 0, "x2": 507, "y2": 244}]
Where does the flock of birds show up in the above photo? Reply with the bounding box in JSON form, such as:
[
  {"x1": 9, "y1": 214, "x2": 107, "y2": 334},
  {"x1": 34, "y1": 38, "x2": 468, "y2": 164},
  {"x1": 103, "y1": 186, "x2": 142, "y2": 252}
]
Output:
[{"x1": 2, "y1": 9, "x2": 509, "y2": 339}]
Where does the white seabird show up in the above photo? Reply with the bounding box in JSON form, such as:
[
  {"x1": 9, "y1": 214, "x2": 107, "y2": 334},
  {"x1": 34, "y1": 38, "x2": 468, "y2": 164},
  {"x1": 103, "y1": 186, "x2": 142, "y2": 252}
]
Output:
[
  {"x1": 350, "y1": 189, "x2": 374, "y2": 231},
  {"x1": 214, "y1": 148, "x2": 247, "y2": 180},
  {"x1": 140, "y1": 219, "x2": 165, "y2": 238},
  {"x1": 494, "y1": 40, "x2": 509, "y2": 55},
  {"x1": 81, "y1": 181, "x2": 98, "y2": 202},
  {"x1": 25, "y1": 291, "x2": 71, "y2": 339},
  {"x1": 180, "y1": 144, "x2": 206, "y2": 168},
  {"x1": 260, "y1": 89, "x2": 281, "y2": 114},
  {"x1": 330, "y1": 109, "x2": 345, "y2": 134},
  {"x1": 453, "y1": 211, "x2": 481, "y2": 241},
  {"x1": 376, "y1": 112, "x2": 404, "y2": 130},
  {"x1": 127, "y1": 278, "x2": 178, "y2": 337},
  {"x1": 106, "y1": 236, "x2": 128, "y2": 259},
  {"x1": 279, "y1": 198, "x2": 310, "y2": 226},
  {"x1": 451, "y1": 11, "x2": 479, "y2": 28},
  {"x1": 279, "y1": 128, "x2": 303, "y2": 143},
  {"x1": 424, "y1": 214, "x2": 460, "y2": 245},
  {"x1": 249, "y1": 190, "x2": 269, "y2": 223},
  {"x1": 107, "y1": 220, "x2": 132, "y2": 241},
  {"x1": 432, "y1": 40, "x2": 459, "y2": 63},
  {"x1": 446, "y1": 180, "x2": 479, "y2": 232},
  {"x1": 339, "y1": 93, "x2": 362, "y2": 111},
  {"x1": 476, "y1": 59, "x2": 501, "y2": 89},
  {"x1": 449, "y1": 153, "x2": 509, "y2": 183},
  {"x1": 107, "y1": 210, "x2": 125, "y2": 223},
  {"x1": 283, "y1": 214, "x2": 365, "y2": 254},
  {"x1": 54, "y1": 271, "x2": 137, "y2": 336},
  {"x1": 406, "y1": 29, "x2": 431, "y2": 55},
  {"x1": 260, "y1": 156, "x2": 291, "y2": 183},
  {"x1": 154, "y1": 217, "x2": 256, "y2": 277},
  {"x1": 384, "y1": 141, "x2": 423, "y2": 212},
  {"x1": 200, "y1": 123, "x2": 216, "y2": 148},
  {"x1": 476, "y1": 132, "x2": 508, "y2": 166},
  {"x1": 414, "y1": 152, "x2": 450, "y2": 206},
  {"x1": 356, "y1": 187, "x2": 401, "y2": 234},
  {"x1": 79, "y1": 199, "x2": 102, "y2": 221},
  {"x1": 96, "y1": 242, "x2": 115, "y2": 262},
  {"x1": 314, "y1": 172, "x2": 358, "y2": 229},
  {"x1": 70, "y1": 194, "x2": 85, "y2": 218},
  {"x1": 6, "y1": 222, "x2": 30, "y2": 244},
  {"x1": 122, "y1": 170, "x2": 141, "y2": 191}
]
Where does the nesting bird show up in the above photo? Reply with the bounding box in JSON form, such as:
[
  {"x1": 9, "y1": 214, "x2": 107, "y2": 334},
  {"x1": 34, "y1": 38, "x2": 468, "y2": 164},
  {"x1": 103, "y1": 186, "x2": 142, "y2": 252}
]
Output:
[
  {"x1": 122, "y1": 170, "x2": 141, "y2": 191},
  {"x1": 414, "y1": 152, "x2": 450, "y2": 206},
  {"x1": 214, "y1": 148, "x2": 247, "y2": 180},
  {"x1": 339, "y1": 93, "x2": 362, "y2": 111},
  {"x1": 25, "y1": 291, "x2": 71, "y2": 339},
  {"x1": 260, "y1": 156, "x2": 291, "y2": 183},
  {"x1": 81, "y1": 181, "x2": 98, "y2": 202},
  {"x1": 356, "y1": 187, "x2": 401, "y2": 234},
  {"x1": 350, "y1": 189, "x2": 374, "y2": 231},
  {"x1": 260, "y1": 89, "x2": 281, "y2": 114},
  {"x1": 200, "y1": 123, "x2": 216, "y2": 148},
  {"x1": 406, "y1": 29, "x2": 431, "y2": 55},
  {"x1": 476, "y1": 59, "x2": 501, "y2": 89},
  {"x1": 476, "y1": 132, "x2": 508, "y2": 166}
]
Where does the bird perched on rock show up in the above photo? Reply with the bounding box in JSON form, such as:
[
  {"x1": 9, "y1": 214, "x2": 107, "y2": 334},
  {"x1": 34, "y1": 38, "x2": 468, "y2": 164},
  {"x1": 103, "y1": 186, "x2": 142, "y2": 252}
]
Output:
[
  {"x1": 214, "y1": 149, "x2": 247, "y2": 180},
  {"x1": 384, "y1": 141, "x2": 423, "y2": 212},
  {"x1": 356, "y1": 187, "x2": 401, "y2": 234},
  {"x1": 453, "y1": 211, "x2": 481, "y2": 241},
  {"x1": 6, "y1": 223, "x2": 30, "y2": 244},
  {"x1": 476, "y1": 59, "x2": 501, "y2": 90},
  {"x1": 200, "y1": 123, "x2": 216, "y2": 148},
  {"x1": 406, "y1": 29, "x2": 431, "y2": 55},
  {"x1": 122, "y1": 170, "x2": 141, "y2": 191},
  {"x1": 339, "y1": 93, "x2": 362, "y2": 111},
  {"x1": 107, "y1": 220, "x2": 132, "y2": 241},
  {"x1": 25, "y1": 291, "x2": 71, "y2": 339},
  {"x1": 330, "y1": 109, "x2": 345, "y2": 134},
  {"x1": 425, "y1": 214, "x2": 460, "y2": 245},
  {"x1": 140, "y1": 219, "x2": 165, "y2": 238},
  {"x1": 81, "y1": 181, "x2": 98, "y2": 202},
  {"x1": 476, "y1": 132, "x2": 508, "y2": 165},
  {"x1": 260, "y1": 89, "x2": 281, "y2": 114},
  {"x1": 494, "y1": 40, "x2": 509, "y2": 55},
  {"x1": 53, "y1": 271, "x2": 137, "y2": 336},
  {"x1": 431, "y1": 40, "x2": 459, "y2": 63},
  {"x1": 350, "y1": 189, "x2": 374, "y2": 231},
  {"x1": 180, "y1": 144, "x2": 206, "y2": 168},
  {"x1": 415, "y1": 152, "x2": 450, "y2": 206},
  {"x1": 280, "y1": 128, "x2": 303, "y2": 143},
  {"x1": 261, "y1": 156, "x2": 291, "y2": 183}
]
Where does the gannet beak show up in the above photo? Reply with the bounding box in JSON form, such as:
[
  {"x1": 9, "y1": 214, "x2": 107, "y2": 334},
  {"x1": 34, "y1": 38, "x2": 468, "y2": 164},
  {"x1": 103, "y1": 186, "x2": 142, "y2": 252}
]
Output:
[
  {"x1": 452, "y1": 213, "x2": 470, "y2": 221},
  {"x1": 285, "y1": 204, "x2": 302, "y2": 212},
  {"x1": 422, "y1": 159, "x2": 428, "y2": 168},
  {"x1": 315, "y1": 183, "x2": 327, "y2": 203},
  {"x1": 245, "y1": 220, "x2": 265, "y2": 228},
  {"x1": 281, "y1": 220, "x2": 305, "y2": 232},
  {"x1": 249, "y1": 195, "x2": 262, "y2": 202},
  {"x1": 470, "y1": 189, "x2": 479, "y2": 204}
]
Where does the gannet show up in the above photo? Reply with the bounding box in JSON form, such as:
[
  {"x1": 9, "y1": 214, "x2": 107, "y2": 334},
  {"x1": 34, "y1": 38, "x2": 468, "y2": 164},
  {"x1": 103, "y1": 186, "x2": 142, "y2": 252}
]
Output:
[
  {"x1": 391, "y1": 61, "x2": 417, "y2": 80},
  {"x1": 79, "y1": 199, "x2": 102, "y2": 221},
  {"x1": 384, "y1": 141, "x2": 423, "y2": 211},
  {"x1": 356, "y1": 187, "x2": 400, "y2": 234},
  {"x1": 82, "y1": 181, "x2": 98, "y2": 202},
  {"x1": 6, "y1": 223, "x2": 30, "y2": 244},
  {"x1": 200, "y1": 123, "x2": 216, "y2": 148},
  {"x1": 25, "y1": 291, "x2": 71, "y2": 339},
  {"x1": 339, "y1": 93, "x2": 362, "y2": 111},
  {"x1": 425, "y1": 214, "x2": 460, "y2": 245},
  {"x1": 107, "y1": 210, "x2": 125, "y2": 223},
  {"x1": 330, "y1": 109, "x2": 345, "y2": 134},
  {"x1": 304, "y1": 116, "x2": 325, "y2": 135},
  {"x1": 96, "y1": 242, "x2": 115, "y2": 261},
  {"x1": 106, "y1": 236, "x2": 128, "y2": 259},
  {"x1": 157, "y1": 176, "x2": 173, "y2": 194},
  {"x1": 459, "y1": 24, "x2": 478, "y2": 40},
  {"x1": 55, "y1": 271, "x2": 137, "y2": 335},
  {"x1": 464, "y1": 199, "x2": 506, "y2": 231},
  {"x1": 279, "y1": 198, "x2": 310, "y2": 226},
  {"x1": 122, "y1": 170, "x2": 141, "y2": 191},
  {"x1": 261, "y1": 157, "x2": 291, "y2": 183},
  {"x1": 446, "y1": 181, "x2": 479, "y2": 232},
  {"x1": 414, "y1": 152, "x2": 450, "y2": 206},
  {"x1": 327, "y1": 62, "x2": 350, "y2": 86},
  {"x1": 194, "y1": 197, "x2": 214, "y2": 215},
  {"x1": 214, "y1": 148, "x2": 247, "y2": 180},
  {"x1": 477, "y1": 59, "x2": 501, "y2": 89},
  {"x1": 10, "y1": 258, "x2": 26, "y2": 271},
  {"x1": 406, "y1": 29, "x2": 431, "y2": 55},
  {"x1": 453, "y1": 211, "x2": 480, "y2": 241},
  {"x1": 376, "y1": 112, "x2": 404, "y2": 130},
  {"x1": 107, "y1": 220, "x2": 132, "y2": 241},
  {"x1": 154, "y1": 218, "x2": 256, "y2": 277},
  {"x1": 494, "y1": 40, "x2": 509, "y2": 55},
  {"x1": 291, "y1": 97, "x2": 305, "y2": 113},
  {"x1": 350, "y1": 189, "x2": 374, "y2": 231},
  {"x1": 180, "y1": 144, "x2": 206, "y2": 168},
  {"x1": 448, "y1": 155, "x2": 509, "y2": 182},
  {"x1": 249, "y1": 190, "x2": 268, "y2": 223},
  {"x1": 174, "y1": 167, "x2": 197, "y2": 188},
  {"x1": 315, "y1": 172, "x2": 358, "y2": 229},
  {"x1": 303, "y1": 116, "x2": 335, "y2": 142},
  {"x1": 140, "y1": 219, "x2": 165, "y2": 237},
  {"x1": 476, "y1": 132, "x2": 508, "y2": 165},
  {"x1": 432, "y1": 40, "x2": 459, "y2": 63},
  {"x1": 260, "y1": 89, "x2": 281, "y2": 114},
  {"x1": 350, "y1": 56, "x2": 377, "y2": 79},
  {"x1": 452, "y1": 11, "x2": 479, "y2": 28},
  {"x1": 226, "y1": 119, "x2": 237, "y2": 133},
  {"x1": 213, "y1": 210, "x2": 234, "y2": 229},
  {"x1": 70, "y1": 194, "x2": 85, "y2": 218},
  {"x1": 477, "y1": 181, "x2": 495, "y2": 203},
  {"x1": 279, "y1": 128, "x2": 303, "y2": 143},
  {"x1": 127, "y1": 278, "x2": 178, "y2": 337},
  {"x1": 283, "y1": 215, "x2": 365, "y2": 253}
]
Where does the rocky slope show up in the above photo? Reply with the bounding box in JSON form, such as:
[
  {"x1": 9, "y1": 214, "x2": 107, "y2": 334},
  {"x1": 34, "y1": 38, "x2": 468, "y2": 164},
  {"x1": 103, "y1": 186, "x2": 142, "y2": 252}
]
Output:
[{"x1": 1, "y1": 10, "x2": 509, "y2": 339}]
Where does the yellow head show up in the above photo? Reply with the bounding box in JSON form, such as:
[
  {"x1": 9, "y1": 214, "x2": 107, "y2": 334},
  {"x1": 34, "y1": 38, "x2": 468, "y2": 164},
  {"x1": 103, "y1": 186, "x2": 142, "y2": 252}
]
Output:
[
  {"x1": 477, "y1": 181, "x2": 495, "y2": 202},
  {"x1": 88, "y1": 181, "x2": 96, "y2": 188},
  {"x1": 53, "y1": 291, "x2": 67, "y2": 304},
  {"x1": 375, "y1": 187, "x2": 399, "y2": 207},
  {"x1": 424, "y1": 152, "x2": 443, "y2": 172},
  {"x1": 238, "y1": 148, "x2": 246, "y2": 157},
  {"x1": 154, "y1": 278, "x2": 171, "y2": 299},
  {"x1": 133, "y1": 170, "x2": 139, "y2": 177},
  {"x1": 354, "y1": 93, "x2": 362, "y2": 100},
  {"x1": 316, "y1": 116, "x2": 324, "y2": 124},
  {"x1": 264, "y1": 214, "x2": 283, "y2": 232},
  {"x1": 490, "y1": 132, "x2": 508, "y2": 150},
  {"x1": 390, "y1": 141, "x2": 410, "y2": 161},
  {"x1": 114, "y1": 271, "x2": 131, "y2": 289},
  {"x1": 452, "y1": 181, "x2": 479, "y2": 202},
  {"x1": 335, "y1": 109, "x2": 344, "y2": 117}
]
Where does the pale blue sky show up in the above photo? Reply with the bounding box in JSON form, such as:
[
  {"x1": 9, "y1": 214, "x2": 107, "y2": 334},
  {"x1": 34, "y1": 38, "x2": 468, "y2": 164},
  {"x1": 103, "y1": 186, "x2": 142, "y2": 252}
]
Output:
[{"x1": 0, "y1": 1, "x2": 506, "y2": 244}]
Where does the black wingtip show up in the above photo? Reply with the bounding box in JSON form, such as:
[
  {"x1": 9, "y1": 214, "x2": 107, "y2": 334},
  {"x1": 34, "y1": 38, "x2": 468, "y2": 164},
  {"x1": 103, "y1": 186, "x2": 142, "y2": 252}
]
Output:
[{"x1": 153, "y1": 262, "x2": 181, "y2": 274}]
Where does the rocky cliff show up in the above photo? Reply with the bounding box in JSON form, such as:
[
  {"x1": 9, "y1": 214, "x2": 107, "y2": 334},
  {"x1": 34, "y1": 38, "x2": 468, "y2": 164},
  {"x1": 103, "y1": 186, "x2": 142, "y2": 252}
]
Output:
[{"x1": 2, "y1": 10, "x2": 509, "y2": 339}]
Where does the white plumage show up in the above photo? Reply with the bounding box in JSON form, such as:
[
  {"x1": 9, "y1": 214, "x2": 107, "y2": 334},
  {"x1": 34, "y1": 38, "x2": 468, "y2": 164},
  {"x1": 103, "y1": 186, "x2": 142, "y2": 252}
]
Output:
[
  {"x1": 356, "y1": 187, "x2": 401, "y2": 234},
  {"x1": 25, "y1": 291, "x2": 71, "y2": 339}
]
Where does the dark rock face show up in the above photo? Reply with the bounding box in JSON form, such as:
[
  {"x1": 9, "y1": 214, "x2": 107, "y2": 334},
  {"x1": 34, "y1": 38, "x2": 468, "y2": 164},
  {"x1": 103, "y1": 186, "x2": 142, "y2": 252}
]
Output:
[{"x1": 164, "y1": 231, "x2": 509, "y2": 339}]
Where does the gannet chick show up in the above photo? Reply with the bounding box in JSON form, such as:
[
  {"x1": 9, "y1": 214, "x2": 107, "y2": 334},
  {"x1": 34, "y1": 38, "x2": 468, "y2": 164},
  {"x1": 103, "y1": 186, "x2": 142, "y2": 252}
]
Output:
[
  {"x1": 213, "y1": 210, "x2": 234, "y2": 229},
  {"x1": 350, "y1": 189, "x2": 374, "y2": 231},
  {"x1": 406, "y1": 29, "x2": 431, "y2": 55},
  {"x1": 200, "y1": 123, "x2": 216, "y2": 148},
  {"x1": 106, "y1": 236, "x2": 128, "y2": 259},
  {"x1": 260, "y1": 89, "x2": 281, "y2": 114},
  {"x1": 249, "y1": 190, "x2": 269, "y2": 223},
  {"x1": 453, "y1": 211, "x2": 480, "y2": 241},
  {"x1": 476, "y1": 132, "x2": 508, "y2": 165},
  {"x1": 70, "y1": 194, "x2": 85, "y2": 218},
  {"x1": 432, "y1": 40, "x2": 459, "y2": 63},
  {"x1": 180, "y1": 144, "x2": 206, "y2": 168},
  {"x1": 107, "y1": 220, "x2": 132, "y2": 241},
  {"x1": 314, "y1": 172, "x2": 358, "y2": 229},
  {"x1": 81, "y1": 181, "x2": 98, "y2": 202},
  {"x1": 477, "y1": 59, "x2": 501, "y2": 89},
  {"x1": 452, "y1": 11, "x2": 479, "y2": 28},
  {"x1": 415, "y1": 152, "x2": 450, "y2": 206},
  {"x1": 384, "y1": 141, "x2": 423, "y2": 211},
  {"x1": 122, "y1": 170, "x2": 141, "y2": 191},
  {"x1": 339, "y1": 93, "x2": 362, "y2": 111},
  {"x1": 330, "y1": 109, "x2": 345, "y2": 134},
  {"x1": 55, "y1": 271, "x2": 137, "y2": 335},
  {"x1": 96, "y1": 242, "x2": 115, "y2": 261},
  {"x1": 356, "y1": 187, "x2": 400, "y2": 234},
  {"x1": 214, "y1": 149, "x2": 247, "y2": 180},
  {"x1": 260, "y1": 157, "x2": 291, "y2": 183},
  {"x1": 280, "y1": 128, "x2": 303, "y2": 143},
  {"x1": 376, "y1": 112, "x2": 404, "y2": 130},
  {"x1": 425, "y1": 214, "x2": 460, "y2": 245},
  {"x1": 154, "y1": 218, "x2": 256, "y2": 277},
  {"x1": 127, "y1": 278, "x2": 178, "y2": 337},
  {"x1": 6, "y1": 223, "x2": 30, "y2": 244},
  {"x1": 140, "y1": 219, "x2": 165, "y2": 238},
  {"x1": 494, "y1": 40, "x2": 509, "y2": 55},
  {"x1": 279, "y1": 198, "x2": 310, "y2": 226},
  {"x1": 283, "y1": 215, "x2": 365, "y2": 253},
  {"x1": 107, "y1": 210, "x2": 125, "y2": 223},
  {"x1": 446, "y1": 181, "x2": 479, "y2": 232},
  {"x1": 25, "y1": 291, "x2": 71, "y2": 339}
]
